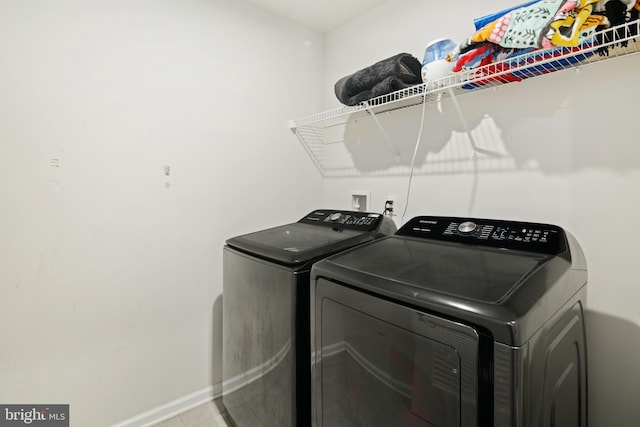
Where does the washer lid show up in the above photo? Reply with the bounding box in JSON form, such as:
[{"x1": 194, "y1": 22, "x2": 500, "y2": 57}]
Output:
[
  {"x1": 316, "y1": 235, "x2": 552, "y2": 304},
  {"x1": 226, "y1": 210, "x2": 393, "y2": 266}
]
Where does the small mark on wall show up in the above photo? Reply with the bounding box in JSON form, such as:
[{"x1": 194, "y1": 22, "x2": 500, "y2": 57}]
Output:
[
  {"x1": 163, "y1": 165, "x2": 171, "y2": 190},
  {"x1": 49, "y1": 152, "x2": 64, "y2": 192}
]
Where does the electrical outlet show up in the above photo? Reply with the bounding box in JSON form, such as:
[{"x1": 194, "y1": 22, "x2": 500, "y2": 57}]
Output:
[
  {"x1": 384, "y1": 195, "x2": 398, "y2": 217},
  {"x1": 350, "y1": 191, "x2": 370, "y2": 212}
]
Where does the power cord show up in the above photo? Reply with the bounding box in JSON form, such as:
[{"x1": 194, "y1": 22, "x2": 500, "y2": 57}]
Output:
[{"x1": 400, "y1": 91, "x2": 429, "y2": 225}]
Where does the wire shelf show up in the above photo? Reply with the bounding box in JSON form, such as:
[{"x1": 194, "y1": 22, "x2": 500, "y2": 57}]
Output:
[{"x1": 289, "y1": 20, "x2": 640, "y2": 177}]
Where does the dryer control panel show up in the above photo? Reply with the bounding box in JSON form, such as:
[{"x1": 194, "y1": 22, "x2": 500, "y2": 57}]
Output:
[
  {"x1": 299, "y1": 210, "x2": 384, "y2": 232},
  {"x1": 397, "y1": 216, "x2": 567, "y2": 255}
]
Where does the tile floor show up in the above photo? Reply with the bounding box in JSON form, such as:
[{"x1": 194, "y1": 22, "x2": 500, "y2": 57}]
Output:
[{"x1": 152, "y1": 399, "x2": 231, "y2": 427}]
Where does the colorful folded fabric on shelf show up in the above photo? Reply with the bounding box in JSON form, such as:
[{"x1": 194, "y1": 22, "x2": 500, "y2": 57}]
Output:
[
  {"x1": 442, "y1": 0, "x2": 640, "y2": 90},
  {"x1": 334, "y1": 53, "x2": 423, "y2": 106},
  {"x1": 473, "y1": 0, "x2": 542, "y2": 30},
  {"x1": 449, "y1": 0, "x2": 603, "y2": 62},
  {"x1": 593, "y1": 0, "x2": 640, "y2": 50}
]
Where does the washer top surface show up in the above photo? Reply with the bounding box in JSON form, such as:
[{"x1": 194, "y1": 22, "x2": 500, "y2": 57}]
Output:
[
  {"x1": 226, "y1": 209, "x2": 395, "y2": 266},
  {"x1": 318, "y1": 235, "x2": 552, "y2": 304},
  {"x1": 315, "y1": 215, "x2": 571, "y2": 303}
]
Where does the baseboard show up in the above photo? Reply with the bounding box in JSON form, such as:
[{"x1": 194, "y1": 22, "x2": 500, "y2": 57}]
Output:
[
  {"x1": 114, "y1": 340, "x2": 290, "y2": 427},
  {"x1": 111, "y1": 384, "x2": 222, "y2": 427}
]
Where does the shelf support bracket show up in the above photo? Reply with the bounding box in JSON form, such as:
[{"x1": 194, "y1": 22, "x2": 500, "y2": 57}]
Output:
[
  {"x1": 362, "y1": 101, "x2": 401, "y2": 160},
  {"x1": 447, "y1": 87, "x2": 502, "y2": 157},
  {"x1": 447, "y1": 87, "x2": 480, "y2": 155}
]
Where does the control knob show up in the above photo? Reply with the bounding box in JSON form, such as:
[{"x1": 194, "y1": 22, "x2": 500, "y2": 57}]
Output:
[{"x1": 457, "y1": 221, "x2": 477, "y2": 235}]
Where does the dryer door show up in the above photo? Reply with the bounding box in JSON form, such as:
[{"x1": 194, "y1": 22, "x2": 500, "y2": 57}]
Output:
[{"x1": 312, "y1": 279, "x2": 479, "y2": 427}]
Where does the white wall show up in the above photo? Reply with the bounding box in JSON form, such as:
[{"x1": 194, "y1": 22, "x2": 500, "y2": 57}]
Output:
[
  {"x1": 323, "y1": 1, "x2": 640, "y2": 426},
  {"x1": 0, "y1": 1, "x2": 323, "y2": 425}
]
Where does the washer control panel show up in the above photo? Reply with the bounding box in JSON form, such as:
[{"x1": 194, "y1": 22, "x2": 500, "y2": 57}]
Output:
[
  {"x1": 299, "y1": 210, "x2": 384, "y2": 231},
  {"x1": 398, "y1": 216, "x2": 567, "y2": 254}
]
